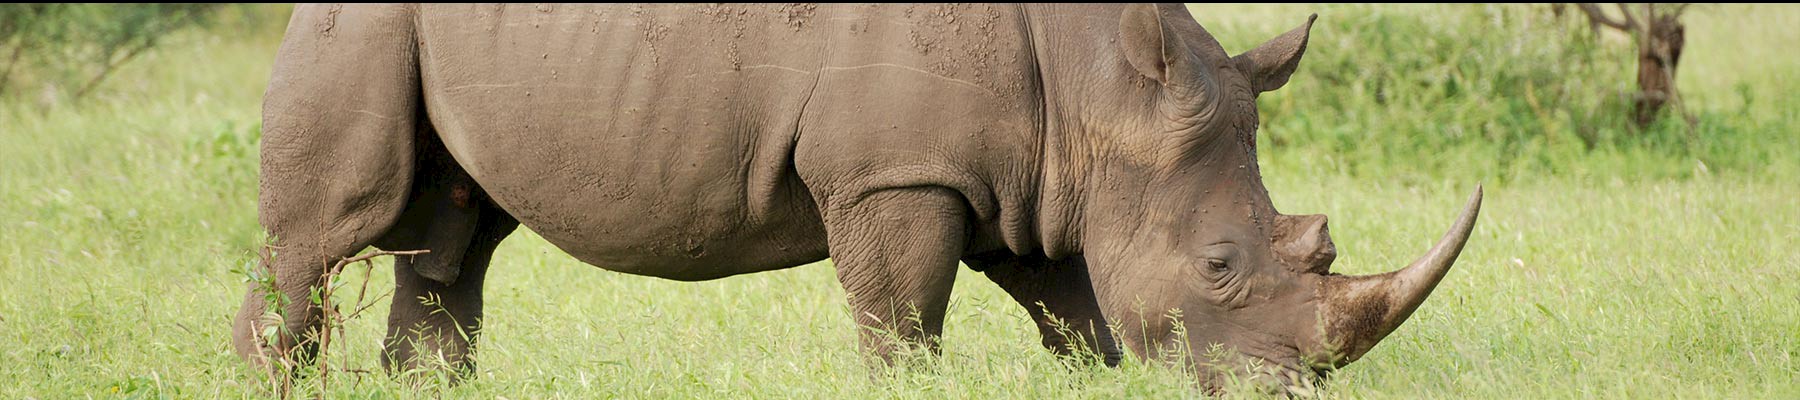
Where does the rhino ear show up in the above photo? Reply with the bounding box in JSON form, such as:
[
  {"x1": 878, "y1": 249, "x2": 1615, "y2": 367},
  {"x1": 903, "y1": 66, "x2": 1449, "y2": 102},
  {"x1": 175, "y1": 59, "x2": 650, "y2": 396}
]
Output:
[
  {"x1": 1119, "y1": 4, "x2": 1188, "y2": 84},
  {"x1": 1232, "y1": 14, "x2": 1317, "y2": 94}
]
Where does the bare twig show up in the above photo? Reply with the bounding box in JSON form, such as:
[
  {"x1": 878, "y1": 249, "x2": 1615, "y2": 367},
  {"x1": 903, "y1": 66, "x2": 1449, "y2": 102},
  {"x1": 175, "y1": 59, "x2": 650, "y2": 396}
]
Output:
[
  {"x1": 70, "y1": 41, "x2": 153, "y2": 100},
  {"x1": 340, "y1": 249, "x2": 429, "y2": 266},
  {"x1": 315, "y1": 249, "x2": 427, "y2": 398},
  {"x1": 1575, "y1": 3, "x2": 1634, "y2": 31},
  {"x1": 342, "y1": 289, "x2": 393, "y2": 321},
  {"x1": 247, "y1": 244, "x2": 290, "y2": 399},
  {"x1": 1619, "y1": 3, "x2": 1642, "y2": 32}
]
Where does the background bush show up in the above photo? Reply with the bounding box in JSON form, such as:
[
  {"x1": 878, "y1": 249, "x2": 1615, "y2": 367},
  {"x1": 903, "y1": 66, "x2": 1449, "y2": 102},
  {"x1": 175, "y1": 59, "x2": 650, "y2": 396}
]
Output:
[
  {"x1": 1207, "y1": 4, "x2": 1796, "y2": 184},
  {"x1": 0, "y1": 4, "x2": 235, "y2": 102}
]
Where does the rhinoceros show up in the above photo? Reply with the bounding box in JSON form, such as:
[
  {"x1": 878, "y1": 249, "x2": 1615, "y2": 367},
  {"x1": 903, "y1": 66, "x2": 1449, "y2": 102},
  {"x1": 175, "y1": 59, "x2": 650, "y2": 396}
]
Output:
[{"x1": 233, "y1": 3, "x2": 1481, "y2": 391}]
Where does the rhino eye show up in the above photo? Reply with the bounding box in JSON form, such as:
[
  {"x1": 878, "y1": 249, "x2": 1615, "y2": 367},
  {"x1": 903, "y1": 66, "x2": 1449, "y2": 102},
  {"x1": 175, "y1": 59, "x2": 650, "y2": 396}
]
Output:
[
  {"x1": 1196, "y1": 243, "x2": 1240, "y2": 275},
  {"x1": 1204, "y1": 258, "x2": 1229, "y2": 272}
]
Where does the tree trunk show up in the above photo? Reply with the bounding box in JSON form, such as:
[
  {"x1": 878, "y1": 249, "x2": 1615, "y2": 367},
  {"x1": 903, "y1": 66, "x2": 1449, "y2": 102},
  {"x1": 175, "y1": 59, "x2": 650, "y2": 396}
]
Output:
[{"x1": 1631, "y1": 8, "x2": 1685, "y2": 127}]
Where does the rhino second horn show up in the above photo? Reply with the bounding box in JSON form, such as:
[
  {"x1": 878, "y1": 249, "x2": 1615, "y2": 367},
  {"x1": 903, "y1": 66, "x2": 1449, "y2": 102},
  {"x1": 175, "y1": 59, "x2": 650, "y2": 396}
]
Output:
[{"x1": 1316, "y1": 185, "x2": 1482, "y2": 365}]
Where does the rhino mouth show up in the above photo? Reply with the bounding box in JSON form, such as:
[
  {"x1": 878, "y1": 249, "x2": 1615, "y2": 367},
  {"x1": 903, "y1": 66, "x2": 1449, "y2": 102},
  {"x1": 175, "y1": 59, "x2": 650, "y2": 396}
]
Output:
[
  {"x1": 1196, "y1": 186, "x2": 1484, "y2": 394},
  {"x1": 1188, "y1": 354, "x2": 1325, "y2": 397}
]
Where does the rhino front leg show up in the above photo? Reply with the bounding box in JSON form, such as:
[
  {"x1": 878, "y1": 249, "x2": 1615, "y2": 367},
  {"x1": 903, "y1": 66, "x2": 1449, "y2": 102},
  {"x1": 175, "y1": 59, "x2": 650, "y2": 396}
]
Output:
[
  {"x1": 233, "y1": 3, "x2": 421, "y2": 371},
  {"x1": 822, "y1": 187, "x2": 969, "y2": 363},
  {"x1": 965, "y1": 252, "x2": 1122, "y2": 366}
]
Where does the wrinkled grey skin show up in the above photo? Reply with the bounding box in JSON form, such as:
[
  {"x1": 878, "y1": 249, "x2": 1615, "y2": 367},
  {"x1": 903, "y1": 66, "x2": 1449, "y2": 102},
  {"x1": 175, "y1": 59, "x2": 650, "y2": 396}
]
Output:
[{"x1": 234, "y1": 4, "x2": 1480, "y2": 392}]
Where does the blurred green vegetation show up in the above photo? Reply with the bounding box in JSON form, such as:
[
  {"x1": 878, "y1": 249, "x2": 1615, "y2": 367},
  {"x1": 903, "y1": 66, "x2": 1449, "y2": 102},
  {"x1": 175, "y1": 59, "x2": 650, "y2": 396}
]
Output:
[
  {"x1": 1199, "y1": 4, "x2": 1797, "y2": 185},
  {"x1": 0, "y1": 4, "x2": 290, "y2": 103}
]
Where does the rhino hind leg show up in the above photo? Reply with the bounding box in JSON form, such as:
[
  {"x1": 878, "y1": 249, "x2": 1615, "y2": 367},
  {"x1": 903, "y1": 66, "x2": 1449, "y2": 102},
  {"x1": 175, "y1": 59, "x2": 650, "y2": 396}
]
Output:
[
  {"x1": 822, "y1": 187, "x2": 969, "y2": 364},
  {"x1": 370, "y1": 126, "x2": 519, "y2": 379},
  {"x1": 965, "y1": 252, "x2": 1122, "y2": 367},
  {"x1": 377, "y1": 192, "x2": 517, "y2": 380}
]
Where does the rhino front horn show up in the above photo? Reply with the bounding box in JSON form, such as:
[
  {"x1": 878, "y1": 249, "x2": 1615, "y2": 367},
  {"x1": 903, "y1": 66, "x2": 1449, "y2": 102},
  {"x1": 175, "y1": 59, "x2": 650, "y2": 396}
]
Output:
[{"x1": 1314, "y1": 186, "x2": 1482, "y2": 366}]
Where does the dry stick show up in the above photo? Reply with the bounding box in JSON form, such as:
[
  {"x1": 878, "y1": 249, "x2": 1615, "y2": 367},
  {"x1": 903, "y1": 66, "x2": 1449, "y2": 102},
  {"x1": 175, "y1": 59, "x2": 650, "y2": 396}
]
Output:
[
  {"x1": 326, "y1": 256, "x2": 399, "y2": 372},
  {"x1": 249, "y1": 324, "x2": 277, "y2": 398},
  {"x1": 313, "y1": 257, "x2": 332, "y2": 400},
  {"x1": 343, "y1": 288, "x2": 394, "y2": 321},
  {"x1": 1575, "y1": 3, "x2": 1634, "y2": 31},
  {"x1": 245, "y1": 244, "x2": 295, "y2": 399},
  {"x1": 316, "y1": 249, "x2": 429, "y2": 399},
  {"x1": 252, "y1": 243, "x2": 294, "y2": 399},
  {"x1": 1620, "y1": 3, "x2": 1642, "y2": 33}
]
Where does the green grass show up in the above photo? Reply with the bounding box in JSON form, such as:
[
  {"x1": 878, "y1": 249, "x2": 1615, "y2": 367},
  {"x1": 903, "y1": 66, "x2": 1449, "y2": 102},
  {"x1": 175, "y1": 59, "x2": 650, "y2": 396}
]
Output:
[{"x1": 2, "y1": 4, "x2": 1796, "y2": 399}]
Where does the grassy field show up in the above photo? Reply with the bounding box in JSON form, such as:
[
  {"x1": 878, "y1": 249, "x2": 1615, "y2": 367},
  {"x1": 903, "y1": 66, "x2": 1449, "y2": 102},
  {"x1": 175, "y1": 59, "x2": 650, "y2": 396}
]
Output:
[{"x1": 1, "y1": 4, "x2": 1795, "y2": 399}]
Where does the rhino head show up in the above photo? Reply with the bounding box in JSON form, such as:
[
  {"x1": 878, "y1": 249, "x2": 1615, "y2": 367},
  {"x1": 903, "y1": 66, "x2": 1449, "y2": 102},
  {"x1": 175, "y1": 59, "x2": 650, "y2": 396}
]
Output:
[{"x1": 1039, "y1": 5, "x2": 1482, "y2": 391}]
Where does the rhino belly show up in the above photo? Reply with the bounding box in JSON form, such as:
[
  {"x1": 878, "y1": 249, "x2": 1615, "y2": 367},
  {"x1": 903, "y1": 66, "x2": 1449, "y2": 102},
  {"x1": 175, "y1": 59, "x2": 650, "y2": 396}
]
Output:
[
  {"x1": 412, "y1": 4, "x2": 839, "y2": 279},
  {"x1": 447, "y1": 127, "x2": 829, "y2": 280}
]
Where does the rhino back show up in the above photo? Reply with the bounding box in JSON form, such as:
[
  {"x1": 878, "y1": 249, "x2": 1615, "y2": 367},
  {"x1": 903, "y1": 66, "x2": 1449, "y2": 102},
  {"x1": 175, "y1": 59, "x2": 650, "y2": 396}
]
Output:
[{"x1": 412, "y1": 4, "x2": 1042, "y2": 278}]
